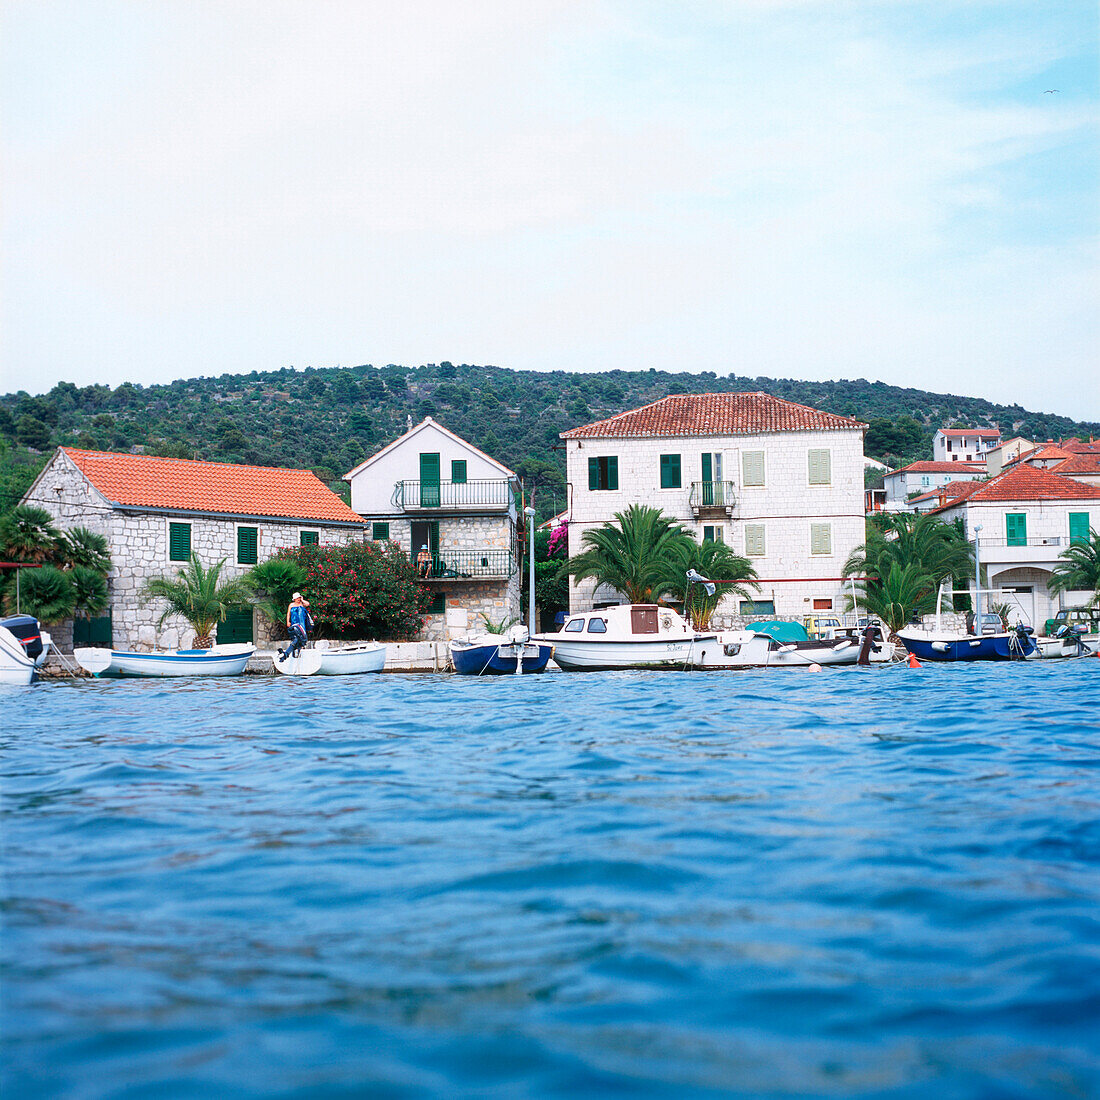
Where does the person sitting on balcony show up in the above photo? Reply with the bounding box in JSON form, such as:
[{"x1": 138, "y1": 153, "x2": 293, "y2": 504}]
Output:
[{"x1": 416, "y1": 544, "x2": 432, "y2": 577}]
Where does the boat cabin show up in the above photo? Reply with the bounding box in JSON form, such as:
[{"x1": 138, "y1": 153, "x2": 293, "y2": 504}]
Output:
[{"x1": 556, "y1": 604, "x2": 695, "y2": 639}]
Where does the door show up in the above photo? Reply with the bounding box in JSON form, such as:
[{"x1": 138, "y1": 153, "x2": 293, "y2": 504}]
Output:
[
  {"x1": 701, "y1": 453, "x2": 723, "y2": 505},
  {"x1": 218, "y1": 607, "x2": 254, "y2": 644},
  {"x1": 410, "y1": 521, "x2": 440, "y2": 573},
  {"x1": 420, "y1": 453, "x2": 441, "y2": 507},
  {"x1": 73, "y1": 612, "x2": 112, "y2": 647},
  {"x1": 1006, "y1": 513, "x2": 1027, "y2": 547}
]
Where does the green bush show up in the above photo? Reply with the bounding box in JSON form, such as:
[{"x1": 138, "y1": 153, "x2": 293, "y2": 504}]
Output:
[{"x1": 275, "y1": 541, "x2": 430, "y2": 640}]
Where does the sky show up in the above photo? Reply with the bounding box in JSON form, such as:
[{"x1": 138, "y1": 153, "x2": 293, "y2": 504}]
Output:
[{"x1": 2, "y1": 1, "x2": 1098, "y2": 419}]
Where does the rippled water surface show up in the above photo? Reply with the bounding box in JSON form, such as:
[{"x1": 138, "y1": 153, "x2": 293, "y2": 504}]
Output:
[{"x1": 4, "y1": 663, "x2": 1100, "y2": 1098}]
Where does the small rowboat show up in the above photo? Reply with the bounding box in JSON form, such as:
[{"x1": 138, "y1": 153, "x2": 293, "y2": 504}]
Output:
[
  {"x1": 273, "y1": 640, "x2": 387, "y2": 676},
  {"x1": 450, "y1": 630, "x2": 553, "y2": 675},
  {"x1": 74, "y1": 644, "x2": 255, "y2": 678}
]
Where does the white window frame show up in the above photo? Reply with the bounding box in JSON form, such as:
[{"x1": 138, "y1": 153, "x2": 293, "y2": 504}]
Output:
[{"x1": 299, "y1": 527, "x2": 320, "y2": 546}]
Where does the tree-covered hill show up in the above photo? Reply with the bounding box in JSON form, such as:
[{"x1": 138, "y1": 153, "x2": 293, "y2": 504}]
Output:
[{"x1": 3, "y1": 363, "x2": 1097, "y2": 518}]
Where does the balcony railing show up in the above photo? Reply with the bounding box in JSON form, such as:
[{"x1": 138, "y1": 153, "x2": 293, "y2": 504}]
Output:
[
  {"x1": 977, "y1": 536, "x2": 1066, "y2": 548},
  {"x1": 393, "y1": 479, "x2": 514, "y2": 511},
  {"x1": 689, "y1": 480, "x2": 737, "y2": 515},
  {"x1": 410, "y1": 548, "x2": 516, "y2": 580}
]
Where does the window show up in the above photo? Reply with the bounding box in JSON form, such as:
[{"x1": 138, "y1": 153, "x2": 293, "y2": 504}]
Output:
[
  {"x1": 952, "y1": 454, "x2": 958, "y2": 461},
  {"x1": 372, "y1": 522, "x2": 390, "y2": 541},
  {"x1": 744, "y1": 524, "x2": 765, "y2": 557},
  {"x1": 921, "y1": 476, "x2": 931, "y2": 488},
  {"x1": 742, "y1": 451, "x2": 765, "y2": 487},
  {"x1": 813, "y1": 598, "x2": 833, "y2": 611},
  {"x1": 740, "y1": 599, "x2": 775, "y2": 616},
  {"x1": 168, "y1": 522, "x2": 191, "y2": 562},
  {"x1": 237, "y1": 526, "x2": 258, "y2": 565},
  {"x1": 451, "y1": 459, "x2": 467, "y2": 484},
  {"x1": 1069, "y1": 512, "x2": 1090, "y2": 546},
  {"x1": 808, "y1": 449, "x2": 831, "y2": 485},
  {"x1": 810, "y1": 523, "x2": 832, "y2": 556},
  {"x1": 564, "y1": 618, "x2": 584, "y2": 633},
  {"x1": 588, "y1": 455, "x2": 619, "y2": 491},
  {"x1": 1006, "y1": 513, "x2": 1027, "y2": 547},
  {"x1": 946, "y1": 439, "x2": 952, "y2": 452},
  {"x1": 429, "y1": 592, "x2": 446, "y2": 614},
  {"x1": 659, "y1": 453, "x2": 681, "y2": 489},
  {"x1": 703, "y1": 525, "x2": 723, "y2": 543},
  {"x1": 587, "y1": 618, "x2": 608, "y2": 633},
  {"x1": 300, "y1": 530, "x2": 319, "y2": 546}
]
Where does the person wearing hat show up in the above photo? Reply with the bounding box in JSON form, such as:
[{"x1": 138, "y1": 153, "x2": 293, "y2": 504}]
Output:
[
  {"x1": 279, "y1": 591, "x2": 314, "y2": 662},
  {"x1": 416, "y1": 543, "x2": 432, "y2": 578}
]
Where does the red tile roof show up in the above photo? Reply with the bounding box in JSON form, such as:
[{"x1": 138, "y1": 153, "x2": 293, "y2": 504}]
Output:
[
  {"x1": 61, "y1": 448, "x2": 365, "y2": 523},
  {"x1": 1009, "y1": 444, "x2": 1072, "y2": 465},
  {"x1": 937, "y1": 428, "x2": 1000, "y2": 438},
  {"x1": 1052, "y1": 455, "x2": 1100, "y2": 475},
  {"x1": 909, "y1": 480, "x2": 979, "y2": 503},
  {"x1": 929, "y1": 463, "x2": 1100, "y2": 512},
  {"x1": 559, "y1": 392, "x2": 867, "y2": 439},
  {"x1": 891, "y1": 461, "x2": 987, "y2": 474},
  {"x1": 1059, "y1": 438, "x2": 1100, "y2": 455}
]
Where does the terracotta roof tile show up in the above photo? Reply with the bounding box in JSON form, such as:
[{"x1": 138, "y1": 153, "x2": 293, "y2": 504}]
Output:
[
  {"x1": 929, "y1": 463, "x2": 1100, "y2": 512},
  {"x1": 937, "y1": 428, "x2": 1000, "y2": 437},
  {"x1": 559, "y1": 392, "x2": 866, "y2": 439},
  {"x1": 891, "y1": 461, "x2": 987, "y2": 474},
  {"x1": 61, "y1": 448, "x2": 364, "y2": 523},
  {"x1": 1052, "y1": 455, "x2": 1100, "y2": 475}
]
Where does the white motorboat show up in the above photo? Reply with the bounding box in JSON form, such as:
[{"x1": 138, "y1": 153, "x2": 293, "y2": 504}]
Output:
[
  {"x1": 74, "y1": 644, "x2": 255, "y2": 678},
  {"x1": 0, "y1": 621, "x2": 37, "y2": 685},
  {"x1": 692, "y1": 628, "x2": 860, "y2": 669},
  {"x1": 533, "y1": 604, "x2": 716, "y2": 671},
  {"x1": 274, "y1": 640, "x2": 387, "y2": 676},
  {"x1": 1027, "y1": 627, "x2": 1096, "y2": 660}
]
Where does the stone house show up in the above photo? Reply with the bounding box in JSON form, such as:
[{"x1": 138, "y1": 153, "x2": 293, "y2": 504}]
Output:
[
  {"x1": 23, "y1": 447, "x2": 367, "y2": 651},
  {"x1": 927, "y1": 463, "x2": 1100, "y2": 628},
  {"x1": 560, "y1": 392, "x2": 868, "y2": 619},
  {"x1": 344, "y1": 418, "x2": 522, "y2": 640}
]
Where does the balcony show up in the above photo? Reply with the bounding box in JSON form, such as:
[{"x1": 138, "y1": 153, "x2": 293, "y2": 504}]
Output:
[
  {"x1": 689, "y1": 480, "x2": 737, "y2": 518},
  {"x1": 393, "y1": 479, "x2": 514, "y2": 512},
  {"x1": 411, "y1": 548, "x2": 516, "y2": 581},
  {"x1": 977, "y1": 537, "x2": 1065, "y2": 548}
]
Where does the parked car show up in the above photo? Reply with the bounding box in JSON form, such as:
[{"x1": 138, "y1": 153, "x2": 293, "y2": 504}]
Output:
[{"x1": 1043, "y1": 607, "x2": 1100, "y2": 637}]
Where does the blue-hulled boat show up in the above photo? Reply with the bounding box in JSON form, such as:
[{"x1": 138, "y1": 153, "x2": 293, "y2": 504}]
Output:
[
  {"x1": 450, "y1": 627, "x2": 553, "y2": 675},
  {"x1": 897, "y1": 624, "x2": 1036, "y2": 662}
]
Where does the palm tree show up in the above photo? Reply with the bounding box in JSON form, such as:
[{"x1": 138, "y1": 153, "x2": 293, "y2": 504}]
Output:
[
  {"x1": 57, "y1": 527, "x2": 112, "y2": 573},
  {"x1": 245, "y1": 558, "x2": 307, "y2": 629},
  {"x1": 69, "y1": 566, "x2": 110, "y2": 620},
  {"x1": 0, "y1": 505, "x2": 61, "y2": 564},
  {"x1": 1048, "y1": 529, "x2": 1100, "y2": 605},
  {"x1": 142, "y1": 553, "x2": 254, "y2": 648},
  {"x1": 854, "y1": 561, "x2": 936, "y2": 636},
  {"x1": 2, "y1": 564, "x2": 74, "y2": 622},
  {"x1": 569, "y1": 505, "x2": 695, "y2": 603},
  {"x1": 653, "y1": 539, "x2": 759, "y2": 630}
]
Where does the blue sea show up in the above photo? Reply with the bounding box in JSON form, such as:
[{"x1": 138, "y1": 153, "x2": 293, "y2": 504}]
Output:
[{"x1": 3, "y1": 663, "x2": 1100, "y2": 1098}]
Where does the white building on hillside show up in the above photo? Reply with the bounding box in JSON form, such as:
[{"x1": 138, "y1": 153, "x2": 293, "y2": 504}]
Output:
[
  {"x1": 884, "y1": 461, "x2": 987, "y2": 505},
  {"x1": 933, "y1": 427, "x2": 1001, "y2": 463},
  {"x1": 928, "y1": 464, "x2": 1100, "y2": 628},
  {"x1": 560, "y1": 392, "x2": 867, "y2": 619},
  {"x1": 985, "y1": 436, "x2": 1034, "y2": 476},
  {"x1": 344, "y1": 418, "x2": 521, "y2": 639}
]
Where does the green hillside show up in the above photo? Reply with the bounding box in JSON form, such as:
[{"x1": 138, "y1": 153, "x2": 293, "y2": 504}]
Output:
[{"x1": 3, "y1": 363, "x2": 1097, "y2": 518}]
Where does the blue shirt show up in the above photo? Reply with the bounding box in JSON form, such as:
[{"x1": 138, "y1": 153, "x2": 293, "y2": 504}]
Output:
[{"x1": 290, "y1": 604, "x2": 310, "y2": 630}]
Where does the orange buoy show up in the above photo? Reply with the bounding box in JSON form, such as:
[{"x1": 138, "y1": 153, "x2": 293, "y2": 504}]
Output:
[{"x1": 907, "y1": 652, "x2": 921, "y2": 668}]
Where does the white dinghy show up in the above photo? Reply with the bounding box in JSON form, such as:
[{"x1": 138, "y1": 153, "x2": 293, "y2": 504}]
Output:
[
  {"x1": 274, "y1": 640, "x2": 387, "y2": 676},
  {"x1": 74, "y1": 644, "x2": 255, "y2": 678}
]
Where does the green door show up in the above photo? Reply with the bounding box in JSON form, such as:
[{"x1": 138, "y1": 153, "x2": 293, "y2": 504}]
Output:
[
  {"x1": 1069, "y1": 512, "x2": 1090, "y2": 546},
  {"x1": 701, "y1": 453, "x2": 714, "y2": 506},
  {"x1": 219, "y1": 607, "x2": 254, "y2": 644},
  {"x1": 1006, "y1": 513, "x2": 1027, "y2": 547},
  {"x1": 73, "y1": 612, "x2": 112, "y2": 647},
  {"x1": 420, "y1": 453, "x2": 441, "y2": 507}
]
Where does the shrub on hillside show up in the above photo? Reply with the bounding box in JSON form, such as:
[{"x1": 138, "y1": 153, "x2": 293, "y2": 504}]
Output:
[{"x1": 275, "y1": 541, "x2": 430, "y2": 641}]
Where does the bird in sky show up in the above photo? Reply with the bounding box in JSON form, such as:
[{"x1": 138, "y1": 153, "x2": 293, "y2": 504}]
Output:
[{"x1": 1044, "y1": 89, "x2": 1059, "y2": 93}]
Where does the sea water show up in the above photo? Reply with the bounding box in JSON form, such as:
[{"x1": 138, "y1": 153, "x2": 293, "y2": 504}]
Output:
[{"x1": 3, "y1": 663, "x2": 1099, "y2": 1098}]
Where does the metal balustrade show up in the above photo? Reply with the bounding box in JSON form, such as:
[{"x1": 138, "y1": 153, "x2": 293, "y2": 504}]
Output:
[
  {"x1": 392, "y1": 479, "x2": 514, "y2": 511},
  {"x1": 688, "y1": 480, "x2": 737, "y2": 513},
  {"x1": 410, "y1": 548, "x2": 516, "y2": 580},
  {"x1": 976, "y1": 536, "x2": 1066, "y2": 548}
]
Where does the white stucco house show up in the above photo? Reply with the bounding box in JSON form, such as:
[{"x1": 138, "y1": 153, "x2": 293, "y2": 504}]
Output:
[
  {"x1": 344, "y1": 417, "x2": 522, "y2": 639},
  {"x1": 928, "y1": 464, "x2": 1100, "y2": 628},
  {"x1": 985, "y1": 436, "x2": 1035, "y2": 476},
  {"x1": 23, "y1": 447, "x2": 368, "y2": 651},
  {"x1": 932, "y1": 428, "x2": 1001, "y2": 463},
  {"x1": 883, "y1": 461, "x2": 987, "y2": 505},
  {"x1": 560, "y1": 392, "x2": 868, "y2": 619}
]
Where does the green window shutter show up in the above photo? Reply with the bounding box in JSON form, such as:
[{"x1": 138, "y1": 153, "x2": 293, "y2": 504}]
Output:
[
  {"x1": 1006, "y1": 513, "x2": 1027, "y2": 547},
  {"x1": 300, "y1": 530, "x2": 319, "y2": 546},
  {"x1": 168, "y1": 522, "x2": 191, "y2": 562},
  {"x1": 607, "y1": 456, "x2": 618, "y2": 491},
  {"x1": 429, "y1": 592, "x2": 446, "y2": 614},
  {"x1": 1069, "y1": 512, "x2": 1090, "y2": 546},
  {"x1": 743, "y1": 451, "x2": 765, "y2": 487},
  {"x1": 808, "y1": 449, "x2": 831, "y2": 485},
  {"x1": 372, "y1": 521, "x2": 390, "y2": 541},
  {"x1": 703, "y1": 525, "x2": 715, "y2": 543},
  {"x1": 660, "y1": 454, "x2": 681, "y2": 489},
  {"x1": 745, "y1": 524, "x2": 765, "y2": 556},
  {"x1": 451, "y1": 459, "x2": 467, "y2": 484},
  {"x1": 810, "y1": 523, "x2": 832, "y2": 555},
  {"x1": 588, "y1": 457, "x2": 599, "y2": 491},
  {"x1": 237, "y1": 526, "x2": 258, "y2": 564}
]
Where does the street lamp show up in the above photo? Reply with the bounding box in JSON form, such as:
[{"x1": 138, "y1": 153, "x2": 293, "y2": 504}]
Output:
[
  {"x1": 973, "y1": 524, "x2": 983, "y2": 622},
  {"x1": 524, "y1": 506, "x2": 536, "y2": 631}
]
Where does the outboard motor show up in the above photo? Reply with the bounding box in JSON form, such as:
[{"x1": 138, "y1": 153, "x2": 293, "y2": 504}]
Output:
[{"x1": 0, "y1": 615, "x2": 44, "y2": 662}]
